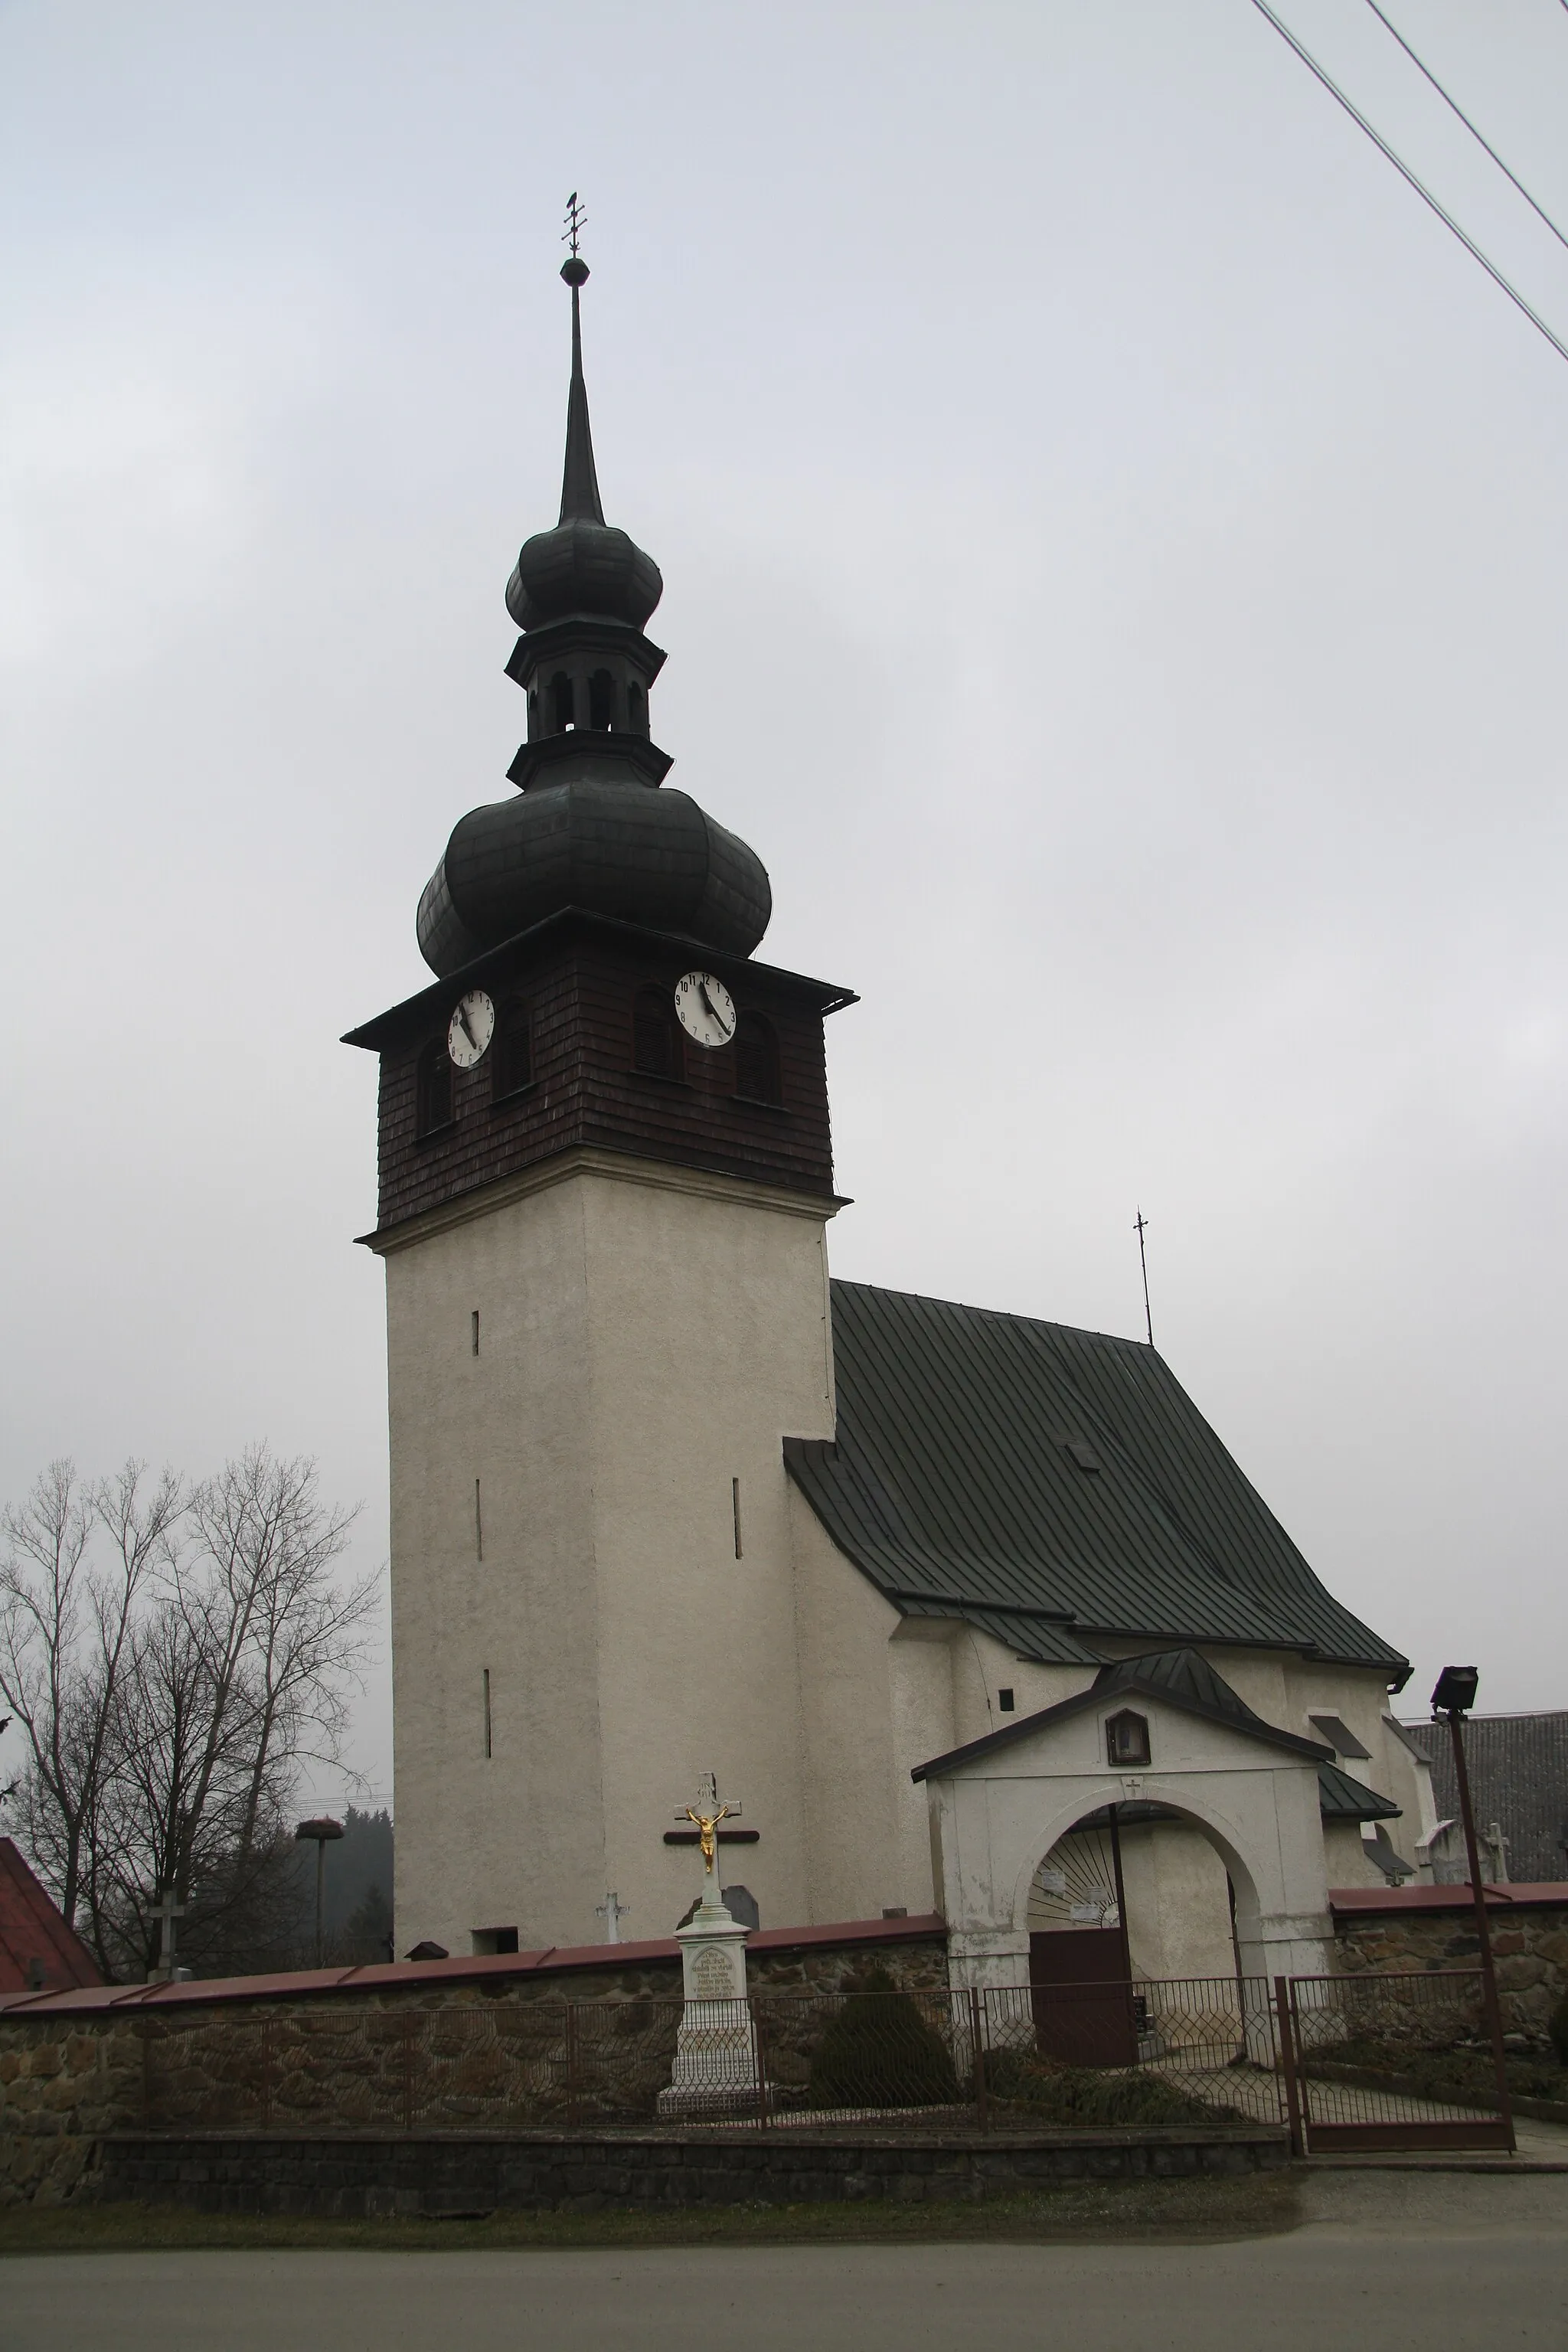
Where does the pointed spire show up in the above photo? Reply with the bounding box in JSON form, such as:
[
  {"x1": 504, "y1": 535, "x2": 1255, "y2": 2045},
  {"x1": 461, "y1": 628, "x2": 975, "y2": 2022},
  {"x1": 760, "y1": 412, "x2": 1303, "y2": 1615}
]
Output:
[
  {"x1": 558, "y1": 194, "x2": 604, "y2": 525},
  {"x1": 558, "y1": 276, "x2": 604, "y2": 524}
]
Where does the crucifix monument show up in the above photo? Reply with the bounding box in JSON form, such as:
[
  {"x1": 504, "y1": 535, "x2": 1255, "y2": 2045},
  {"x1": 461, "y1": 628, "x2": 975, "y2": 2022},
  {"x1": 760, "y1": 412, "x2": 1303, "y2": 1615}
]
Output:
[
  {"x1": 657, "y1": 1772, "x2": 761, "y2": 2118},
  {"x1": 149, "y1": 1884, "x2": 186, "y2": 1984}
]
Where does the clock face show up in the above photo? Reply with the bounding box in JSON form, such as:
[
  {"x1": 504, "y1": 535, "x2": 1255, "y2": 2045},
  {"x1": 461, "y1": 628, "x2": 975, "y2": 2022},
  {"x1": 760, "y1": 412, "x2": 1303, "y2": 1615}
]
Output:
[
  {"x1": 446, "y1": 989, "x2": 495, "y2": 1070},
  {"x1": 674, "y1": 970, "x2": 737, "y2": 1050}
]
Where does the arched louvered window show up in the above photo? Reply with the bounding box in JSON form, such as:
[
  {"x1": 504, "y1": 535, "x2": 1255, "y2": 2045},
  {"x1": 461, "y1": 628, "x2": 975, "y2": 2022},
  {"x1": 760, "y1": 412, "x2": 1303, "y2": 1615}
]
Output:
[
  {"x1": 626, "y1": 680, "x2": 645, "y2": 734},
  {"x1": 493, "y1": 1000, "x2": 534, "y2": 1099},
  {"x1": 588, "y1": 668, "x2": 614, "y2": 730},
  {"x1": 632, "y1": 984, "x2": 681, "y2": 1080},
  {"x1": 416, "y1": 1037, "x2": 454, "y2": 1136},
  {"x1": 550, "y1": 671, "x2": 574, "y2": 732},
  {"x1": 734, "y1": 1011, "x2": 782, "y2": 1106}
]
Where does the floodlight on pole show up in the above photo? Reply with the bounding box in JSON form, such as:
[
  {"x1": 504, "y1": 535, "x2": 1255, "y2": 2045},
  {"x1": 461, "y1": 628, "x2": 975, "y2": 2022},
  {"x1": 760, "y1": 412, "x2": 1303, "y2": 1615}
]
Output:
[
  {"x1": 296, "y1": 1817, "x2": 345, "y2": 1969},
  {"x1": 1430, "y1": 1665, "x2": 1514, "y2": 2150}
]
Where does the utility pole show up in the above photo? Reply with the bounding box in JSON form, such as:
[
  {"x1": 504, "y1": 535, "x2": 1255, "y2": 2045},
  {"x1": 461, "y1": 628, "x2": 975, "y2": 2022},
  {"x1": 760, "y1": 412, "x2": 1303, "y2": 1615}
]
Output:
[
  {"x1": 296, "y1": 1817, "x2": 345, "y2": 1969},
  {"x1": 1431, "y1": 1667, "x2": 1515, "y2": 2152}
]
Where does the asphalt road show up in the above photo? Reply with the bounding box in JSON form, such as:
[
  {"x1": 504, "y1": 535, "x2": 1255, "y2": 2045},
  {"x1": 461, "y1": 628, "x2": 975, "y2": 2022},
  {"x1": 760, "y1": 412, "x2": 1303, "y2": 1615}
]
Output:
[{"x1": 5, "y1": 2175, "x2": 1565, "y2": 2351}]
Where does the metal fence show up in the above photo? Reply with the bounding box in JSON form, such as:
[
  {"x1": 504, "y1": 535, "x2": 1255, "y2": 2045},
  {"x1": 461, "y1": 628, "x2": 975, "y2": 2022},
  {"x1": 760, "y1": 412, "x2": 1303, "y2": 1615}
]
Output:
[
  {"x1": 1282, "y1": 1971, "x2": 1512, "y2": 2152},
  {"x1": 132, "y1": 1969, "x2": 1513, "y2": 2149}
]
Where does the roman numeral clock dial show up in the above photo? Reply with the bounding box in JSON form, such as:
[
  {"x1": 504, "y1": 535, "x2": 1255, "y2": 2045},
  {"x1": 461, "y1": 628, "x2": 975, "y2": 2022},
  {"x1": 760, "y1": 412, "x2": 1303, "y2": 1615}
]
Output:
[{"x1": 674, "y1": 970, "x2": 737, "y2": 1049}]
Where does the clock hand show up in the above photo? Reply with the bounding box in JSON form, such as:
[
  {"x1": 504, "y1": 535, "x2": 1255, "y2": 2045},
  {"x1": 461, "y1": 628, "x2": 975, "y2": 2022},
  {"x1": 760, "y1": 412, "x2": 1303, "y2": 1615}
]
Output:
[
  {"x1": 456, "y1": 1002, "x2": 478, "y2": 1050},
  {"x1": 697, "y1": 980, "x2": 733, "y2": 1038}
]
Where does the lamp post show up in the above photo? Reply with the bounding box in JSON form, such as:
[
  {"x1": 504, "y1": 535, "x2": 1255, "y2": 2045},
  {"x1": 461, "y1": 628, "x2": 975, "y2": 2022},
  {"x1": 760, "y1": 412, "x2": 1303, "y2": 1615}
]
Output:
[
  {"x1": 1430, "y1": 1667, "x2": 1514, "y2": 2151},
  {"x1": 296, "y1": 1817, "x2": 345, "y2": 1968}
]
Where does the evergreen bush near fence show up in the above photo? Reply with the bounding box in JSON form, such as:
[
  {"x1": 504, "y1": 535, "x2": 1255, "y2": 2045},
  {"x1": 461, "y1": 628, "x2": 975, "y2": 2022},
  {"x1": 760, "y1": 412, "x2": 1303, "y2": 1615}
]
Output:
[
  {"x1": 982, "y1": 2050, "x2": 1244, "y2": 2128},
  {"x1": 806, "y1": 1972, "x2": 962, "y2": 2110}
]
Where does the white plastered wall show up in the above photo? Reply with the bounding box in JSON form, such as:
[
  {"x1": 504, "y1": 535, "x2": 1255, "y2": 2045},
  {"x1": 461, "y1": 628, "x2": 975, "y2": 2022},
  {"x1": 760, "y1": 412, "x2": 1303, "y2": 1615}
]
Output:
[
  {"x1": 924, "y1": 1691, "x2": 1337, "y2": 1990},
  {"x1": 381, "y1": 1149, "x2": 836, "y2": 1956}
]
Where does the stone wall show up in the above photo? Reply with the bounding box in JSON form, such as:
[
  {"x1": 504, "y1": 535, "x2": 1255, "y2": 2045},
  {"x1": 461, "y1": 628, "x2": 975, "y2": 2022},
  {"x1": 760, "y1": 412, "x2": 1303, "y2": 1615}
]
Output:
[
  {"x1": 1333, "y1": 1901, "x2": 1568, "y2": 2043},
  {"x1": 0, "y1": 1928, "x2": 948, "y2": 2206},
  {"x1": 83, "y1": 2125, "x2": 1288, "y2": 2215}
]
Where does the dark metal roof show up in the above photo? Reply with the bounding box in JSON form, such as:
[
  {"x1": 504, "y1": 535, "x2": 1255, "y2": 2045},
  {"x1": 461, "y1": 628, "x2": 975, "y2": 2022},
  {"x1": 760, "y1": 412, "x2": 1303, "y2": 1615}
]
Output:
[
  {"x1": 1317, "y1": 1761, "x2": 1401, "y2": 1822},
  {"x1": 786, "y1": 1280, "x2": 1409, "y2": 1678},
  {"x1": 1403, "y1": 1713, "x2": 1568, "y2": 1881},
  {"x1": 910, "y1": 1646, "x2": 1335, "y2": 1782}
]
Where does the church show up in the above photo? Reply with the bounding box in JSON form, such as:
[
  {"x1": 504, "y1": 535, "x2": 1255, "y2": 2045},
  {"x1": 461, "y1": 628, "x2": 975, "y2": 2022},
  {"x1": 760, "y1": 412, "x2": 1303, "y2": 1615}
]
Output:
[{"x1": 345, "y1": 244, "x2": 1432, "y2": 1997}]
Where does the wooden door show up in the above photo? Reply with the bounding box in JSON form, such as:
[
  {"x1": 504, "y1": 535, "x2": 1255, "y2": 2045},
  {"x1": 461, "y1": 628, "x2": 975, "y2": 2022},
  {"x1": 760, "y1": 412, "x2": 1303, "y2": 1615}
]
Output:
[{"x1": 1029, "y1": 1929, "x2": 1138, "y2": 2066}]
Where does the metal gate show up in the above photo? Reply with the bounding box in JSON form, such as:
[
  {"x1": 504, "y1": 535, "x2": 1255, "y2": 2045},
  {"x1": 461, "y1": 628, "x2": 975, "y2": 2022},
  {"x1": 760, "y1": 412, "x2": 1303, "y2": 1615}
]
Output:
[{"x1": 1277, "y1": 1971, "x2": 1514, "y2": 2154}]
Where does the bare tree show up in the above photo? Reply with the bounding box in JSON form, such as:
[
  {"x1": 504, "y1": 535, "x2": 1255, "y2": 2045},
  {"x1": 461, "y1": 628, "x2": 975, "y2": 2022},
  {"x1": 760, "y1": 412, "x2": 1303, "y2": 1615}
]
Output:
[
  {"x1": 1, "y1": 1447, "x2": 377, "y2": 1981},
  {"x1": 97, "y1": 1448, "x2": 374, "y2": 1978},
  {"x1": 0, "y1": 1459, "x2": 181, "y2": 1929}
]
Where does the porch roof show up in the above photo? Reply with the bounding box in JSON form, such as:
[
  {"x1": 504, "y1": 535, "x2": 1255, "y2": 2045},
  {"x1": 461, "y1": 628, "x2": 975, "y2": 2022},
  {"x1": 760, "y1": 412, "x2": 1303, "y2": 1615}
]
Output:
[{"x1": 910, "y1": 1645, "x2": 1336, "y2": 1781}]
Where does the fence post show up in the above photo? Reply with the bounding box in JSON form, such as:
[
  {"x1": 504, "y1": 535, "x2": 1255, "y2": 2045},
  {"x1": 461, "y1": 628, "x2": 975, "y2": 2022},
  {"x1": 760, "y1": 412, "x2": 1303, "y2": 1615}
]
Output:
[
  {"x1": 261, "y1": 2015, "x2": 274, "y2": 2131},
  {"x1": 751, "y1": 1998, "x2": 770, "y2": 2131},
  {"x1": 564, "y1": 2001, "x2": 578, "y2": 2129},
  {"x1": 1273, "y1": 1977, "x2": 1305, "y2": 2159},
  {"x1": 969, "y1": 1987, "x2": 988, "y2": 2132},
  {"x1": 140, "y1": 2020, "x2": 152, "y2": 2130}
]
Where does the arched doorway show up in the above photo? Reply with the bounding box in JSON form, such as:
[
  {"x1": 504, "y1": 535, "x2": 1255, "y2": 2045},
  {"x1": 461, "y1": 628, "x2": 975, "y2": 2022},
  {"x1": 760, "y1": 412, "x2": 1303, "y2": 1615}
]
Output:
[{"x1": 1023, "y1": 1798, "x2": 1260, "y2": 2065}]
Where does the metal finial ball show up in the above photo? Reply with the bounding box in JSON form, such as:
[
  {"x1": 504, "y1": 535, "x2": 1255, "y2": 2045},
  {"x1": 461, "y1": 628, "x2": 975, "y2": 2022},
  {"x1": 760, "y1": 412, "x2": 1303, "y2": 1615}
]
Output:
[{"x1": 560, "y1": 256, "x2": 590, "y2": 287}]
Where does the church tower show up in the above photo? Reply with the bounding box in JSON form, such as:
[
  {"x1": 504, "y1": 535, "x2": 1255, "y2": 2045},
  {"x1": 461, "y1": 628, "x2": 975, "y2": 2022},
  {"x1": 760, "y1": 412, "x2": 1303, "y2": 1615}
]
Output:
[{"x1": 346, "y1": 237, "x2": 853, "y2": 1957}]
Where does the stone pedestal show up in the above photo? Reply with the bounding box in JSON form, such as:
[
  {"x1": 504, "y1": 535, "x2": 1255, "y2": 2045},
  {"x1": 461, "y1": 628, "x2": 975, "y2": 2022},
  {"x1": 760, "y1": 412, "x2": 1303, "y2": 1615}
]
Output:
[{"x1": 656, "y1": 1894, "x2": 763, "y2": 2120}]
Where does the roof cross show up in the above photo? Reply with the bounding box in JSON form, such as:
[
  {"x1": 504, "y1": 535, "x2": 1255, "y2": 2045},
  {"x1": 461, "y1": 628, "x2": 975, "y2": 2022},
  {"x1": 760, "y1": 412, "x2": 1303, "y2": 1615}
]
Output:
[
  {"x1": 152, "y1": 1883, "x2": 185, "y2": 1977},
  {"x1": 562, "y1": 190, "x2": 587, "y2": 258}
]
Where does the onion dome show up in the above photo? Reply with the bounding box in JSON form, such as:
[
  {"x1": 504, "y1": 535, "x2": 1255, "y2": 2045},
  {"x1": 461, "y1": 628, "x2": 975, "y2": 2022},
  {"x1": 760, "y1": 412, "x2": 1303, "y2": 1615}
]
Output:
[
  {"x1": 504, "y1": 260, "x2": 663, "y2": 632},
  {"x1": 416, "y1": 781, "x2": 772, "y2": 976},
  {"x1": 414, "y1": 216, "x2": 771, "y2": 981}
]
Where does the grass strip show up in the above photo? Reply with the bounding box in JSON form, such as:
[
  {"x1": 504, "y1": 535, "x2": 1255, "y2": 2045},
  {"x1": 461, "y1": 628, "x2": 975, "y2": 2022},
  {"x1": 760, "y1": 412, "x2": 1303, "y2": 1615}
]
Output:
[{"x1": 0, "y1": 2171, "x2": 1299, "y2": 2255}]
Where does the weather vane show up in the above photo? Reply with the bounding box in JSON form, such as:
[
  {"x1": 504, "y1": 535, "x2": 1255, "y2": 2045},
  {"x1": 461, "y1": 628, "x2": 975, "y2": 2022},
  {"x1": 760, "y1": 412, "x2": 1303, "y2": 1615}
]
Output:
[{"x1": 562, "y1": 190, "x2": 587, "y2": 258}]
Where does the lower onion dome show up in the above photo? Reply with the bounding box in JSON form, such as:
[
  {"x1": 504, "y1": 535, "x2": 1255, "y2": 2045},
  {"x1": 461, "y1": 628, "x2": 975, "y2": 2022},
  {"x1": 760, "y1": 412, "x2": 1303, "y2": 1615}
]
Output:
[{"x1": 416, "y1": 779, "x2": 772, "y2": 978}]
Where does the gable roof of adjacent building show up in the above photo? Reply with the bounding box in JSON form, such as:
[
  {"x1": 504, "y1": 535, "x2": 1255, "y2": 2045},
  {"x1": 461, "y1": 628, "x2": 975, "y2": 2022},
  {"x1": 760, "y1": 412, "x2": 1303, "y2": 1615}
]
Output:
[
  {"x1": 0, "y1": 1839, "x2": 103, "y2": 1994},
  {"x1": 785, "y1": 1280, "x2": 1408, "y2": 1679},
  {"x1": 1403, "y1": 1712, "x2": 1568, "y2": 1883}
]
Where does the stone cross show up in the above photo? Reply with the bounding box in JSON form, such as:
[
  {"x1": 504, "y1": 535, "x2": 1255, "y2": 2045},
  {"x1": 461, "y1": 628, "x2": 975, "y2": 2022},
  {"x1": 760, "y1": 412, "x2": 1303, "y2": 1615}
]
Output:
[
  {"x1": 596, "y1": 1890, "x2": 631, "y2": 1945},
  {"x1": 153, "y1": 1884, "x2": 185, "y2": 1978},
  {"x1": 677, "y1": 1772, "x2": 741, "y2": 1914}
]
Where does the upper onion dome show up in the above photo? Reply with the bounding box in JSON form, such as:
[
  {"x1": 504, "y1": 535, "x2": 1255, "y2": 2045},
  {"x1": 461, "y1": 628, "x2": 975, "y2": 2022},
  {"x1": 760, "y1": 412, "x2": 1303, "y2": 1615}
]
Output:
[
  {"x1": 505, "y1": 518, "x2": 662, "y2": 632},
  {"x1": 504, "y1": 253, "x2": 662, "y2": 631}
]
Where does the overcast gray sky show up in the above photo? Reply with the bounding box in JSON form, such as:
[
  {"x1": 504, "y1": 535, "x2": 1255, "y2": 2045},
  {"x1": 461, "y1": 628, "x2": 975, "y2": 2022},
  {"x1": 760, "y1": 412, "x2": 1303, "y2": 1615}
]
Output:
[{"x1": 5, "y1": 1, "x2": 1566, "y2": 1806}]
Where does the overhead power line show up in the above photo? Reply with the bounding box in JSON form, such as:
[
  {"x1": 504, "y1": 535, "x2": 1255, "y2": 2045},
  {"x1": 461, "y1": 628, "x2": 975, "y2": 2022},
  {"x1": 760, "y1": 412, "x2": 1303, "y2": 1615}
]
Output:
[
  {"x1": 1362, "y1": 0, "x2": 1568, "y2": 257},
  {"x1": 1247, "y1": 0, "x2": 1568, "y2": 371}
]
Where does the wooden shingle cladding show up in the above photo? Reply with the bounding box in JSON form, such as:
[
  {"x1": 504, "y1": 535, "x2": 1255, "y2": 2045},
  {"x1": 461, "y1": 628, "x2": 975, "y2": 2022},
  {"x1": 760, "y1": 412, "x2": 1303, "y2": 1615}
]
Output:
[{"x1": 348, "y1": 911, "x2": 852, "y2": 1240}]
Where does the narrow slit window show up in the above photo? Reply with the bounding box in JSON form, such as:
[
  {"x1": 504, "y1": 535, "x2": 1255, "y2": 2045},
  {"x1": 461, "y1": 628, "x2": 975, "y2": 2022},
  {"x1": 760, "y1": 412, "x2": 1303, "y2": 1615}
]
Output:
[
  {"x1": 416, "y1": 1038, "x2": 453, "y2": 1136},
  {"x1": 471, "y1": 1310, "x2": 480, "y2": 1357},
  {"x1": 734, "y1": 1011, "x2": 782, "y2": 1106},
  {"x1": 475, "y1": 1477, "x2": 483, "y2": 1562},
  {"x1": 482, "y1": 1668, "x2": 492, "y2": 1759},
  {"x1": 732, "y1": 1477, "x2": 743, "y2": 1560},
  {"x1": 494, "y1": 1000, "x2": 533, "y2": 1098},
  {"x1": 632, "y1": 985, "x2": 681, "y2": 1080},
  {"x1": 998, "y1": 1687, "x2": 1015, "y2": 1713}
]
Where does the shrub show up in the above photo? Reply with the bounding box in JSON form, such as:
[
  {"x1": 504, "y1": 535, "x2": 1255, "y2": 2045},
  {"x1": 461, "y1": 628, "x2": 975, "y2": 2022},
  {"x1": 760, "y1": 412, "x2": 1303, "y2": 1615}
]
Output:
[
  {"x1": 985, "y1": 2047, "x2": 1243, "y2": 2128},
  {"x1": 807, "y1": 1971, "x2": 961, "y2": 2109},
  {"x1": 1548, "y1": 1994, "x2": 1568, "y2": 2070}
]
